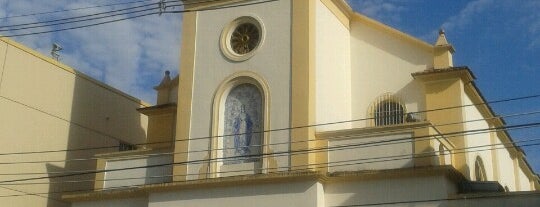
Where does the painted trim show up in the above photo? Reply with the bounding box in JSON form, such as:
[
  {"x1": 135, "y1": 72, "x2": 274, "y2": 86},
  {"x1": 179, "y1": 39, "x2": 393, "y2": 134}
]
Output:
[
  {"x1": 173, "y1": 11, "x2": 198, "y2": 182},
  {"x1": 64, "y1": 165, "x2": 463, "y2": 202},
  {"x1": 0, "y1": 41, "x2": 8, "y2": 92},
  {"x1": 183, "y1": 0, "x2": 249, "y2": 10},
  {"x1": 316, "y1": 121, "x2": 430, "y2": 139},
  {"x1": 209, "y1": 71, "x2": 272, "y2": 177},
  {"x1": 291, "y1": 0, "x2": 318, "y2": 171},
  {"x1": 94, "y1": 158, "x2": 106, "y2": 190},
  {"x1": 319, "y1": 0, "x2": 351, "y2": 30},
  {"x1": 0, "y1": 38, "x2": 148, "y2": 106}
]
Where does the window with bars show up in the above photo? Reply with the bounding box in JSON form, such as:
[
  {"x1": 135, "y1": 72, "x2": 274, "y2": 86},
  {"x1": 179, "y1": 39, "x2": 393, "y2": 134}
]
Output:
[
  {"x1": 374, "y1": 100, "x2": 404, "y2": 126},
  {"x1": 119, "y1": 142, "x2": 137, "y2": 151},
  {"x1": 368, "y1": 93, "x2": 406, "y2": 126}
]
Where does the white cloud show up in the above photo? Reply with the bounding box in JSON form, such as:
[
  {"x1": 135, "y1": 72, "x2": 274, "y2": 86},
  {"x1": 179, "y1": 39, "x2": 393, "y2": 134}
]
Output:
[
  {"x1": 440, "y1": 0, "x2": 493, "y2": 32},
  {"x1": 524, "y1": 1, "x2": 540, "y2": 48},
  {"x1": 347, "y1": 0, "x2": 406, "y2": 23},
  {"x1": 0, "y1": 0, "x2": 182, "y2": 104}
]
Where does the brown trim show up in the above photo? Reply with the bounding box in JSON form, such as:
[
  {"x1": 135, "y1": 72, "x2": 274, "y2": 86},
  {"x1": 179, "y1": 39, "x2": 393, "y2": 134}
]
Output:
[
  {"x1": 137, "y1": 103, "x2": 177, "y2": 115},
  {"x1": 63, "y1": 166, "x2": 464, "y2": 202}
]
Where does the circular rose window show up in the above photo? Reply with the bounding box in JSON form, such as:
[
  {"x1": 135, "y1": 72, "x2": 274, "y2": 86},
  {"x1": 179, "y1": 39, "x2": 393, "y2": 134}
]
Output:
[{"x1": 221, "y1": 16, "x2": 264, "y2": 61}]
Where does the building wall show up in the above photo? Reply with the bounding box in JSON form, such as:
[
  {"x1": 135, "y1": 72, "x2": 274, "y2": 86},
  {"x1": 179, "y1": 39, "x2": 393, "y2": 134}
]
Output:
[
  {"x1": 149, "y1": 180, "x2": 322, "y2": 207},
  {"x1": 73, "y1": 198, "x2": 148, "y2": 207},
  {"x1": 349, "y1": 19, "x2": 432, "y2": 128},
  {"x1": 186, "y1": 0, "x2": 292, "y2": 179},
  {"x1": 493, "y1": 135, "x2": 518, "y2": 191},
  {"x1": 325, "y1": 175, "x2": 457, "y2": 207},
  {"x1": 461, "y1": 93, "x2": 495, "y2": 181},
  {"x1": 327, "y1": 132, "x2": 413, "y2": 172},
  {"x1": 0, "y1": 38, "x2": 148, "y2": 207},
  {"x1": 315, "y1": 0, "x2": 352, "y2": 132},
  {"x1": 103, "y1": 154, "x2": 172, "y2": 189}
]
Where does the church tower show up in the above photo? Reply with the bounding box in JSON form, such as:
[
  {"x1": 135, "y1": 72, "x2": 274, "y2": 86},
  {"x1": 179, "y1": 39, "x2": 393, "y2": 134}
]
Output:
[{"x1": 173, "y1": 0, "x2": 319, "y2": 181}]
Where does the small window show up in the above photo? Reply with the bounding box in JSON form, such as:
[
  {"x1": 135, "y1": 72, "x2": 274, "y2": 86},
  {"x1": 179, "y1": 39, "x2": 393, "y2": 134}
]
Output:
[
  {"x1": 119, "y1": 142, "x2": 137, "y2": 151},
  {"x1": 368, "y1": 93, "x2": 406, "y2": 126},
  {"x1": 475, "y1": 156, "x2": 487, "y2": 181},
  {"x1": 374, "y1": 100, "x2": 404, "y2": 126}
]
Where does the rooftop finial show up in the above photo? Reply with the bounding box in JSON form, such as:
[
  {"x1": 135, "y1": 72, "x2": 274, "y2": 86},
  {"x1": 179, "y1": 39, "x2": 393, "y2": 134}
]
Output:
[
  {"x1": 438, "y1": 28, "x2": 445, "y2": 35},
  {"x1": 435, "y1": 28, "x2": 451, "y2": 46},
  {"x1": 433, "y1": 28, "x2": 455, "y2": 69}
]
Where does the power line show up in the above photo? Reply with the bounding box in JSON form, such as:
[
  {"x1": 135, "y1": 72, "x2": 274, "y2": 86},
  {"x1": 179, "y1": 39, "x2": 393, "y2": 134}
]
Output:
[
  {"x1": 2, "y1": 135, "x2": 540, "y2": 186},
  {"x1": 1, "y1": 92, "x2": 539, "y2": 157},
  {"x1": 1, "y1": 109, "x2": 540, "y2": 166},
  {"x1": 0, "y1": 141, "x2": 538, "y2": 197},
  {"x1": 2, "y1": 120, "x2": 540, "y2": 184},
  {"x1": 0, "y1": 0, "x2": 267, "y2": 37},
  {"x1": 0, "y1": 0, "x2": 154, "y2": 20},
  {"x1": 0, "y1": 2, "x2": 160, "y2": 31}
]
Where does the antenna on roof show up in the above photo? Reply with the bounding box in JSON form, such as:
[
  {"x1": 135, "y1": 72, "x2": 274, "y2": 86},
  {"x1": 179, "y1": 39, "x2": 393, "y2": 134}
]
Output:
[
  {"x1": 51, "y1": 43, "x2": 62, "y2": 61},
  {"x1": 158, "y1": 0, "x2": 166, "y2": 15}
]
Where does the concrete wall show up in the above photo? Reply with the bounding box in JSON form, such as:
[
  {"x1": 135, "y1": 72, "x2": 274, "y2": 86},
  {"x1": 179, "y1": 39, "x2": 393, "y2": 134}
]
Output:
[
  {"x1": 186, "y1": 0, "x2": 292, "y2": 179},
  {"x1": 461, "y1": 93, "x2": 494, "y2": 181},
  {"x1": 149, "y1": 181, "x2": 322, "y2": 207},
  {"x1": 73, "y1": 198, "x2": 148, "y2": 207},
  {"x1": 315, "y1": 0, "x2": 352, "y2": 131},
  {"x1": 350, "y1": 19, "x2": 431, "y2": 128},
  {"x1": 104, "y1": 155, "x2": 172, "y2": 189},
  {"x1": 328, "y1": 133, "x2": 413, "y2": 172},
  {"x1": 0, "y1": 38, "x2": 148, "y2": 207},
  {"x1": 325, "y1": 175, "x2": 457, "y2": 207}
]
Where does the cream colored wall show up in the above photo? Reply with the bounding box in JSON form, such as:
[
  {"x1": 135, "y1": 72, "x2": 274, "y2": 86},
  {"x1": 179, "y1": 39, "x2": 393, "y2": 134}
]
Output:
[
  {"x1": 461, "y1": 91, "x2": 538, "y2": 191},
  {"x1": 517, "y1": 165, "x2": 531, "y2": 191},
  {"x1": 324, "y1": 175, "x2": 457, "y2": 207},
  {"x1": 493, "y1": 136, "x2": 517, "y2": 191},
  {"x1": 0, "y1": 39, "x2": 148, "y2": 207},
  {"x1": 349, "y1": 20, "x2": 432, "y2": 128},
  {"x1": 315, "y1": 0, "x2": 351, "y2": 131},
  {"x1": 73, "y1": 198, "x2": 148, "y2": 207},
  {"x1": 327, "y1": 132, "x2": 413, "y2": 172},
  {"x1": 149, "y1": 181, "x2": 322, "y2": 207},
  {"x1": 461, "y1": 93, "x2": 495, "y2": 181},
  {"x1": 186, "y1": 0, "x2": 292, "y2": 179},
  {"x1": 103, "y1": 155, "x2": 172, "y2": 189}
]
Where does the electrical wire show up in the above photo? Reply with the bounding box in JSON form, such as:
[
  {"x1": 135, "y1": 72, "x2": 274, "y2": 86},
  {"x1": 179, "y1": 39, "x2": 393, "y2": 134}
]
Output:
[
  {"x1": 0, "y1": 92, "x2": 539, "y2": 157},
  {"x1": 0, "y1": 141, "x2": 538, "y2": 198},
  {"x1": 0, "y1": 0, "x2": 154, "y2": 20},
  {"x1": 2, "y1": 135, "x2": 540, "y2": 186},
  {"x1": 0, "y1": 2, "x2": 160, "y2": 31},
  {"x1": 0, "y1": 0, "x2": 272, "y2": 37},
  {"x1": 2, "y1": 120, "x2": 540, "y2": 184},
  {"x1": 1, "y1": 109, "x2": 540, "y2": 166},
  {"x1": 0, "y1": 3, "x2": 158, "y2": 29}
]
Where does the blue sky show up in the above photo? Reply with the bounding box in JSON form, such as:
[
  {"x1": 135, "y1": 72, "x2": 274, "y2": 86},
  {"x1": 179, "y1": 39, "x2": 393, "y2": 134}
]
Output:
[{"x1": 1, "y1": 0, "x2": 539, "y2": 173}]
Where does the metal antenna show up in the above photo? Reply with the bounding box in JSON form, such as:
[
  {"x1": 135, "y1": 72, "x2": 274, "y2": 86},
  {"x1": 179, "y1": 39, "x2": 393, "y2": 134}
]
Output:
[
  {"x1": 51, "y1": 43, "x2": 62, "y2": 60},
  {"x1": 158, "y1": 0, "x2": 166, "y2": 15}
]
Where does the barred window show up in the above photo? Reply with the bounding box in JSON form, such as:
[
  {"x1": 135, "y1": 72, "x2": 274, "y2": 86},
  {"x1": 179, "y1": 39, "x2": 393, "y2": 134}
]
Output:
[
  {"x1": 119, "y1": 142, "x2": 136, "y2": 151},
  {"x1": 374, "y1": 100, "x2": 404, "y2": 126}
]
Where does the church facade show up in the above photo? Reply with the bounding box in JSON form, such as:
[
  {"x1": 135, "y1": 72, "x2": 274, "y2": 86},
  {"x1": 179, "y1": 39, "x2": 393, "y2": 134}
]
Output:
[{"x1": 64, "y1": 0, "x2": 540, "y2": 206}]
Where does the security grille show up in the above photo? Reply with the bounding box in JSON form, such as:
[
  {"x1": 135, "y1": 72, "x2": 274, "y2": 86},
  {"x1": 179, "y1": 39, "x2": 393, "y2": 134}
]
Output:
[{"x1": 368, "y1": 93, "x2": 406, "y2": 126}]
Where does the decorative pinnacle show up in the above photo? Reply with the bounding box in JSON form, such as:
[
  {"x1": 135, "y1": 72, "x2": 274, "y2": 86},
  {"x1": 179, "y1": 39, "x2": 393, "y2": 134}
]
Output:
[{"x1": 439, "y1": 29, "x2": 445, "y2": 35}]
